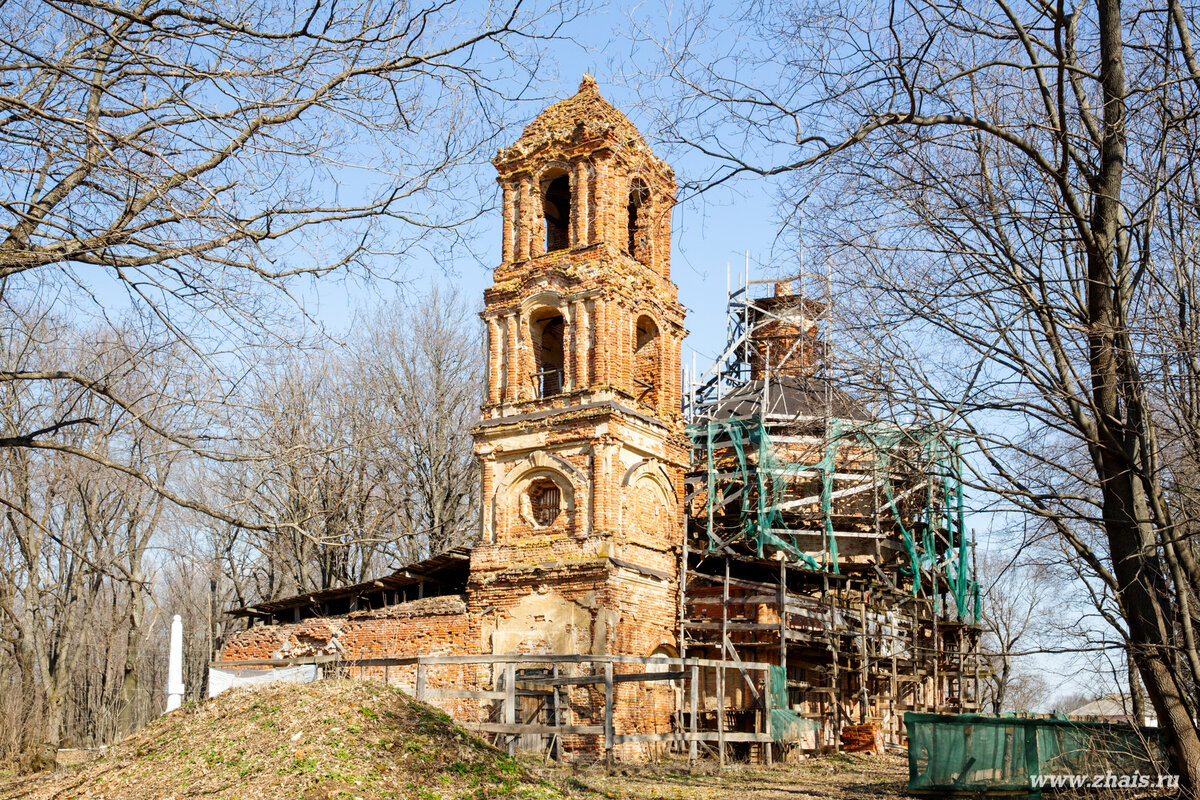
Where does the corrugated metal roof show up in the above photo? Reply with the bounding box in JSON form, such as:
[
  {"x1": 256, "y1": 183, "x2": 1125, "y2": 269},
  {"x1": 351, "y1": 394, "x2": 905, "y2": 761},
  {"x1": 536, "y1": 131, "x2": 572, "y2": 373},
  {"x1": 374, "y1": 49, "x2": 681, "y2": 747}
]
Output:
[
  {"x1": 703, "y1": 376, "x2": 871, "y2": 423},
  {"x1": 227, "y1": 546, "x2": 471, "y2": 617},
  {"x1": 1067, "y1": 693, "x2": 1138, "y2": 718}
]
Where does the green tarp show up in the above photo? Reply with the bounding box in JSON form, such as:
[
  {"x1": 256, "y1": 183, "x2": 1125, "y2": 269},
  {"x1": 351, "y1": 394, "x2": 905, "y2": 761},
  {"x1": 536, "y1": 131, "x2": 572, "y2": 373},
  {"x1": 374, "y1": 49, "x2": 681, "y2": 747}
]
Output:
[
  {"x1": 688, "y1": 415, "x2": 980, "y2": 624},
  {"x1": 906, "y1": 712, "x2": 1167, "y2": 795},
  {"x1": 769, "y1": 665, "x2": 820, "y2": 742}
]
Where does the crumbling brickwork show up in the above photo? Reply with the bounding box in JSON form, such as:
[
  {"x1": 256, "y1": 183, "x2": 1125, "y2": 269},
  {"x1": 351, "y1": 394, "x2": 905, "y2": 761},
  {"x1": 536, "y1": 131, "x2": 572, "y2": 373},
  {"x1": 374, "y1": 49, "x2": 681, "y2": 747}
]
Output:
[
  {"x1": 222, "y1": 595, "x2": 470, "y2": 662},
  {"x1": 471, "y1": 73, "x2": 687, "y2": 666},
  {"x1": 221, "y1": 77, "x2": 691, "y2": 758},
  {"x1": 747, "y1": 282, "x2": 826, "y2": 381}
]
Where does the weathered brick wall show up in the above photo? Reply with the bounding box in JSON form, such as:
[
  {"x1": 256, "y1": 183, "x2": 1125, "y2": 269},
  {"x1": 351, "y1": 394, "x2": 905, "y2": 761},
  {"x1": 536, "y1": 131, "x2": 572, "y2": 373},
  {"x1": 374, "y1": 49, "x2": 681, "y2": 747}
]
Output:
[
  {"x1": 220, "y1": 595, "x2": 469, "y2": 662},
  {"x1": 747, "y1": 284, "x2": 825, "y2": 382},
  {"x1": 219, "y1": 78, "x2": 694, "y2": 762},
  {"x1": 468, "y1": 76, "x2": 688, "y2": 759}
]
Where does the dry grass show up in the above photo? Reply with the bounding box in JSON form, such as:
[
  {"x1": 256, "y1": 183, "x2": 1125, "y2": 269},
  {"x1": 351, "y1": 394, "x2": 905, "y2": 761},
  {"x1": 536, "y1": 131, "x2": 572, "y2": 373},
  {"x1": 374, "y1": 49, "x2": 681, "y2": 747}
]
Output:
[
  {"x1": 0, "y1": 680, "x2": 911, "y2": 800},
  {"x1": 0, "y1": 681, "x2": 592, "y2": 800},
  {"x1": 567, "y1": 752, "x2": 909, "y2": 800}
]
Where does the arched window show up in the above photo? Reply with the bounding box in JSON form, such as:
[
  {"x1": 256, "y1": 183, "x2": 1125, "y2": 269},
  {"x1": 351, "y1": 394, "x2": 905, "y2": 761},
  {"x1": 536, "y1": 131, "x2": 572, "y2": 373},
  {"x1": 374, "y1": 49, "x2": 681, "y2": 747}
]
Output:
[
  {"x1": 528, "y1": 479, "x2": 562, "y2": 527},
  {"x1": 633, "y1": 314, "x2": 659, "y2": 407},
  {"x1": 542, "y1": 170, "x2": 571, "y2": 252},
  {"x1": 531, "y1": 307, "x2": 565, "y2": 397},
  {"x1": 627, "y1": 178, "x2": 650, "y2": 262}
]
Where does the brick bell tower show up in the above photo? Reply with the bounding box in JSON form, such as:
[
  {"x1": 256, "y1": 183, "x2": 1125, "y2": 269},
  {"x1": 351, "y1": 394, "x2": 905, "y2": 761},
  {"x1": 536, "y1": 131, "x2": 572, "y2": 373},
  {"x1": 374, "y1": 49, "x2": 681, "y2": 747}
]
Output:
[{"x1": 468, "y1": 76, "x2": 688, "y2": 660}]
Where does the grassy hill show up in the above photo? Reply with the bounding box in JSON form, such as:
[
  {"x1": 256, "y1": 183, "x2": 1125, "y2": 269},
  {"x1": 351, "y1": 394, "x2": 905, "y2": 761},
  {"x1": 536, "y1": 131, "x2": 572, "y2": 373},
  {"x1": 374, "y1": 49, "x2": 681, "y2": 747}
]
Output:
[{"x1": 0, "y1": 681, "x2": 595, "y2": 800}]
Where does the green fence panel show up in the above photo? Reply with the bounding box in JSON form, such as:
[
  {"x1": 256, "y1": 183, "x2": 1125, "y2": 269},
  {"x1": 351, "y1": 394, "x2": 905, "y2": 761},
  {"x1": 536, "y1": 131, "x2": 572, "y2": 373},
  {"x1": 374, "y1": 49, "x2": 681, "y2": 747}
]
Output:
[{"x1": 906, "y1": 712, "x2": 1167, "y2": 795}]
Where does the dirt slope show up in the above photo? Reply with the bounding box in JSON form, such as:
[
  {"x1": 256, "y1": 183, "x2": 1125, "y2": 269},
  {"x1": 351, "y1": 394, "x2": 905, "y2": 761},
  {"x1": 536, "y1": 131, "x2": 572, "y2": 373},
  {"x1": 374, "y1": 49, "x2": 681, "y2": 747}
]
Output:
[
  {"x1": 0, "y1": 681, "x2": 593, "y2": 800},
  {"x1": 574, "y1": 753, "x2": 909, "y2": 800}
]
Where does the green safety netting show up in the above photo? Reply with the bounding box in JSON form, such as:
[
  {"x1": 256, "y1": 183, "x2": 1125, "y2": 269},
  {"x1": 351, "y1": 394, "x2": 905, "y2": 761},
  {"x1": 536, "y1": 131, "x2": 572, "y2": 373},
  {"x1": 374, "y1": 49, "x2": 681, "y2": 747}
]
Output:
[
  {"x1": 906, "y1": 712, "x2": 1167, "y2": 795},
  {"x1": 689, "y1": 415, "x2": 980, "y2": 623},
  {"x1": 769, "y1": 665, "x2": 821, "y2": 742}
]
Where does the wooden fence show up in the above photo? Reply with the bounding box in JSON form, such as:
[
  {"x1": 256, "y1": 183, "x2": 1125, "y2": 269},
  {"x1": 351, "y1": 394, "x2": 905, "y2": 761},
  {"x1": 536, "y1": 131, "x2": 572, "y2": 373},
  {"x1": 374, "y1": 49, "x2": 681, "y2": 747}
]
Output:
[{"x1": 210, "y1": 652, "x2": 776, "y2": 764}]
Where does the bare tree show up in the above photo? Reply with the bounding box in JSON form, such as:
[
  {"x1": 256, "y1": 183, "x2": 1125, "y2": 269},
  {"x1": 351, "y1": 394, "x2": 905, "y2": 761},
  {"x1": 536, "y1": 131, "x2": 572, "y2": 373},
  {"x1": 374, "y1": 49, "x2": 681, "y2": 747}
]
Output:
[
  {"x1": 353, "y1": 289, "x2": 481, "y2": 557},
  {"x1": 0, "y1": 281, "x2": 482, "y2": 762},
  {"x1": 0, "y1": 310, "x2": 184, "y2": 756},
  {"x1": 215, "y1": 287, "x2": 481, "y2": 601},
  {"x1": 0, "y1": 0, "x2": 576, "y2": 521},
  {"x1": 978, "y1": 553, "x2": 1050, "y2": 713},
  {"x1": 0, "y1": 0, "x2": 563, "y2": 764},
  {"x1": 639, "y1": 0, "x2": 1200, "y2": 786}
]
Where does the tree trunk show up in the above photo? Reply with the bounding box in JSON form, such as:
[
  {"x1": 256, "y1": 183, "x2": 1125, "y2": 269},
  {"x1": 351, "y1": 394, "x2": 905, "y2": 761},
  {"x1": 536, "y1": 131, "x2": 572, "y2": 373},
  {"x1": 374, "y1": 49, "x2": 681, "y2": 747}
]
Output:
[
  {"x1": 992, "y1": 656, "x2": 1010, "y2": 714},
  {"x1": 1127, "y1": 656, "x2": 1146, "y2": 725},
  {"x1": 118, "y1": 579, "x2": 145, "y2": 736},
  {"x1": 1090, "y1": 0, "x2": 1200, "y2": 789}
]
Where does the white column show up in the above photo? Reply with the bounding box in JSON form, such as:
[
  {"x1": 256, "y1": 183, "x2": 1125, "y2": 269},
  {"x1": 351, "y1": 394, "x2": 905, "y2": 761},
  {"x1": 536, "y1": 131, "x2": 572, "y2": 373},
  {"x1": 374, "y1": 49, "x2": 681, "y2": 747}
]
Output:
[{"x1": 166, "y1": 614, "x2": 184, "y2": 712}]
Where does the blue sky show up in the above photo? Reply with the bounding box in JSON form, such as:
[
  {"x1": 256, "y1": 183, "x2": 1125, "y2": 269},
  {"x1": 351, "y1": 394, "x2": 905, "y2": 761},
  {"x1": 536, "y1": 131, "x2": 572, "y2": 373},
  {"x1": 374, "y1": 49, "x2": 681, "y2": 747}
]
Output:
[
  {"x1": 296, "y1": 2, "x2": 785, "y2": 376},
  {"x1": 33, "y1": 0, "x2": 1102, "y2": 704}
]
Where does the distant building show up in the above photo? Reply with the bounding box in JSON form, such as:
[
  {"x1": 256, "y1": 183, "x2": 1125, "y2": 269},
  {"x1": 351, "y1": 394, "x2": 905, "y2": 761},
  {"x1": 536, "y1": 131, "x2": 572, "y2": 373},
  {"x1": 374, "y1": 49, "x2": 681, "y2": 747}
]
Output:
[{"x1": 1067, "y1": 693, "x2": 1157, "y2": 728}]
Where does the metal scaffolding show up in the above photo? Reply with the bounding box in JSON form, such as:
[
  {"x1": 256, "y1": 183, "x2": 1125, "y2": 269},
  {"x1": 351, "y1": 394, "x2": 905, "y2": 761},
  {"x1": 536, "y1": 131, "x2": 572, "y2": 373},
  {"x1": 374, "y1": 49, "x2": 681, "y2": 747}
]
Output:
[{"x1": 679, "y1": 264, "x2": 985, "y2": 753}]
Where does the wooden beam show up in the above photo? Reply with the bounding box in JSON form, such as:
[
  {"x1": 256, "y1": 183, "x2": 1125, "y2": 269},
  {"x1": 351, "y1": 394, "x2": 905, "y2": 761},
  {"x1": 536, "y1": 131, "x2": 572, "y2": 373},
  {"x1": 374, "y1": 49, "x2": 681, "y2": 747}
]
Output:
[
  {"x1": 209, "y1": 655, "x2": 339, "y2": 667},
  {"x1": 689, "y1": 664, "x2": 699, "y2": 762},
  {"x1": 603, "y1": 662, "x2": 614, "y2": 764},
  {"x1": 717, "y1": 661, "x2": 726, "y2": 767},
  {"x1": 722, "y1": 633, "x2": 762, "y2": 703},
  {"x1": 475, "y1": 723, "x2": 603, "y2": 736},
  {"x1": 504, "y1": 663, "x2": 516, "y2": 757},
  {"x1": 424, "y1": 688, "x2": 506, "y2": 700},
  {"x1": 514, "y1": 670, "x2": 684, "y2": 688},
  {"x1": 551, "y1": 664, "x2": 563, "y2": 762}
]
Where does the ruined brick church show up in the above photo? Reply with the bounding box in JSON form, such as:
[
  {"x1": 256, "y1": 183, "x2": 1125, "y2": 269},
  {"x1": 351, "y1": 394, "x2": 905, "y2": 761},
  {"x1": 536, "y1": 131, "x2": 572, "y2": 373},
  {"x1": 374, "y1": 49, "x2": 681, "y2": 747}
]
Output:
[
  {"x1": 225, "y1": 74, "x2": 686, "y2": 668},
  {"x1": 220, "y1": 77, "x2": 984, "y2": 758}
]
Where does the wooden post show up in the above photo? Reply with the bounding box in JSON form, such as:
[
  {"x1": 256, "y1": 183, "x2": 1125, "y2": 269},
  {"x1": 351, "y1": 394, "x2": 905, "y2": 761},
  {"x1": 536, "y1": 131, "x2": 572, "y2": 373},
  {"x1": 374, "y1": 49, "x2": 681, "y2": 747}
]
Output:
[
  {"x1": 680, "y1": 526, "x2": 689, "y2": 660},
  {"x1": 911, "y1": 597, "x2": 921, "y2": 712},
  {"x1": 891, "y1": 645, "x2": 899, "y2": 740},
  {"x1": 973, "y1": 629, "x2": 982, "y2": 711},
  {"x1": 776, "y1": 558, "x2": 786, "y2": 765},
  {"x1": 960, "y1": 628, "x2": 969, "y2": 710},
  {"x1": 931, "y1": 601, "x2": 940, "y2": 713},
  {"x1": 504, "y1": 663, "x2": 516, "y2": 757},
  {"x1": 551, "y1": 664, "x2": 563, "y2": 761},
  {"x1": 716, "y1": 662, "x2": 726, "y2": 768},
  {"x1": 603, "y1": 661, "x2": 614, "y2": 764},
  {"x1": 778, "y1": 559, "x2": 788, "y2": 669},
  {"x1": 826, "y1": 572, "x2": 841, "y2": 750},
  {"x1": 764, "y1": 666, "x2": 773, "y2": 766},
  {"x1": 721, "y1": 557, "x2": 729, "y2": 664},
  {"x1": 689, "y1": 663, "x2": 699, "y2": 763},
  {"x1": 416, "y1": 662, "x2": 427, "y2": 703},
  {"x1": 859, "y1": 598, "x2": 869, "y2": 724}
]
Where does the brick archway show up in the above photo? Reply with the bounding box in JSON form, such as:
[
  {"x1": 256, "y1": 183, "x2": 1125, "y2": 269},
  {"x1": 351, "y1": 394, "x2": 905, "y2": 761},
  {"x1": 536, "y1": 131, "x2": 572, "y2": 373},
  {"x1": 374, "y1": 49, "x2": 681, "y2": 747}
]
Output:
[{"x1": 490, "y1": 451, "x2": 590, "y2": 541}]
